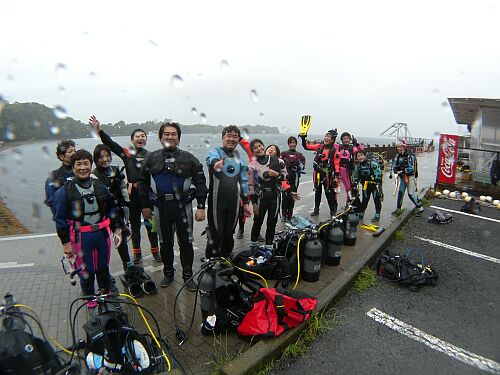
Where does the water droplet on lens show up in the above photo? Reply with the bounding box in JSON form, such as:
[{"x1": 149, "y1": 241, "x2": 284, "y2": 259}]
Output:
[
  {"x1": 38, "y1": 248, "x2": 45, "y2": 255},
  {"x1": 259, "y1": 112, "x2": 264, "y2": 119},
  {"x1": 219, "y1": 59, "x2": 230, "y2": 70},
  {"x1": 33, "y1": 120, "x2": 41, "y2": 128},
  {"x1": 4, "y1": 125, "x2": 16, "y2": 141},
  {"x1": 55, "y1": 63, "x2": 67, "y2": 79},
  {"x1": 432, "y1": 89, "x2": 439, "y2": 96},
  {"x1": 58, "y1": 86, "x2": 66, "y2": 96},
  {"x1": 6, "y1": 74, "x2": 14, "y2": 81},
  {"x1": 53, "y1": 105, "x2": 67, "y2": 119},
  {"x1": 191, "y1": 107, "x2": 198, "y2": 116},
  {"x1": 200, "y1": 113, "x2": 207, "y2": 123},
  {"x1": 50, "y1": 125, "x2": 61, "y2": 135},
  {"x1": 171, "y1": 74, "x2": 184, "y2": 89},
  {"x1": 32, "y1": 203, "x2": 41, "y2": 218},
  {"x1": 250, "y1": 89, "x2": 258, "y2": 102},
  {"x1": 128, "y1": 146, "x2": 137, "y2": 156},
  {"x1": 458, "y1": 71, "x2": 465, "y2": 76},
  {"x1": 205, "y1": 138, "x2": 211, "y2": 147},
  {"x1": 89, "y1": 71, "x2": 96, "y2": 79},
  {"x1": 41, "y1": 145, "x2": 49, "y2": 154},
  {"x1": 148, "y1": 40, "x2": 158, "y2": 47}
]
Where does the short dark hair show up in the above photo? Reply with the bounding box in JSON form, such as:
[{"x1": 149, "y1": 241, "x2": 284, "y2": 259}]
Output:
[
  {"x1": 222, "y1": 125, "x2": 240, "y2": 137},
  {"x1": 130, "y1": 128, "x2": 147, "y2": 141},
  {"x1": 266, "y1": 144, "x2": 281, "y2": 157},
  {"x1": 356, "y1": 149, "x2": 366, "y2": 156},
  {"x1": 250, "y1": 139, "x2": 264, "y2": 151},
  {"x1": 56, "y1": 140, "x2": 75, "y2": 158},
  {"x1": 70, "y1": 149, "x2": 93, "y2": 167},
  {"x1": 93, "y1": 144, "x2": 112, "y2": 163},
  {"x1": 159, "y1": 122, "x2": 182, "y2": 140},
  {"x1": 287, "y1": 136, "x2": 298, "y2": 145}
]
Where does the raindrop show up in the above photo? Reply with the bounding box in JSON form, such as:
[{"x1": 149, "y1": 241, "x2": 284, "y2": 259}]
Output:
[
  {"x1": 4, "y1": 127, "x2": 16, "y2": 141},
  {"x1": 41, "y1": 145, "x2": 50, "y2": 154},
  {"x1": 89, "y1": 71, "x2": 96, "y2": 79},
  {"x1": 259, "y1": 112, "x2": 264, "y2": 119},
  {"x1": 432, "y1": 89, "x2": 439, "y2": 96},
  {"x1": 191, "y1": 107, "x2": 198, "y2": 116},
  {"x1": 90, "y1": 129, "x2": 99, "y2": 139},
  {"x1": 250, "y1": 89, "x2": 258, "y2": 102},
  {"x1": 38, "y1": 248, "x2": 45, "y2": 255},
  {"x1": 458, "y1": 71, "x2": 465, "y2": 76},
  {"x1": 200, "y1": 113, "x2": 207, "y2": 123},
  {"x1": 58, "y1": 86, "x2": 66, "y2": 96},
  {"x1": 32, "y1": 203, "x2": 41, "y2": 219},
  {"x1": 441, "y1": 100, "x2": 450, "y2": 111},
  {"x1": 243, "y1": 128, "x2": 250, "y2": 140},
  {"x1": 205, "y1": 138, "x2": 211, "y2": 148},
  {"x1": 6, "y1": 74, "x2": 14, "y2": 81},
  {"x1": 171, "y1": 74, "x2": 184, "y2": 89},
  {"x1": 127, "y1": 146, "x2": 137, "y2": 156},
  {"x1": 32, "y1": 120, "x2": 41, "y2": 128},
  {"x1": 148, "y1": 40, "x2": 158, "y2": 47},
  {"x1": 50, "y1": 125, "x2": 61, "y2": 135},
  {"x1": 55, "y1": 63, "x2": 67, "y2": 80},
  {"x1": 53, "y1": 105, "x2": 67, "y2": 119},
  {"x1": 219, "y1": 59, "x2": 230, "y2": 70}
]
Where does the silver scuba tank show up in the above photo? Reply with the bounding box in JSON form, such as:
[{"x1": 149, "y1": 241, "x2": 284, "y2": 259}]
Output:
[
  {"x1": 326, "y1": 226, "x2": 343, "y2": 266},
  {"x1": 343, "y1": 213, "x2": 359, "y2": 246},
  {"x1": 302, "y1": 238, "x2": 323, "y2": 282}
]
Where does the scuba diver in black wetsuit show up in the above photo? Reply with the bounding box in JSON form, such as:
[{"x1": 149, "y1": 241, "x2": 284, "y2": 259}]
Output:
[
  {"x1": 139, "y1": 122, "x2": 208, "y2": 290},
  {"x1": 44, "y1": 140, "x2": 76, "y2": 219},
  {"x1": 89, "y1": 116, "x2": 160, "y2": 263},
  {"x1": 247, "y1": 139, "x2": 287, "y2": 250},
  {"x1": 280, "y1": 136, "x2": 306, "y2": 221},
  {"x1": 205, "y1": 126, "x2": 252, "y2": 258},
  {"x1": 92, "y1": 144, "x2": 152, "y2": 284}
]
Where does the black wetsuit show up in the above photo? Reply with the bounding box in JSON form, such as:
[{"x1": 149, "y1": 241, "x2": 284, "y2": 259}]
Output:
[
  {"x1": 138, "y1": 147, "x2": 207, "y2": 279},
  {"x1": 92, "y1": 165, "x2": 131, "y2": 268},
  {"x1": 45, "y1": 165, "x2": 74, "y2": 219},
  {"x1": 98, "y1": 130, "x2": 159, "y2": 253},
  {"x1": 205, "y1": 147, "x2": 250, "y2": 258},
  {"x1": 248, "y1": 155, "x2": 287, "y2": 246},
  {"x1": 280, "y1": 149, "x2": 305, "y2": 219}
]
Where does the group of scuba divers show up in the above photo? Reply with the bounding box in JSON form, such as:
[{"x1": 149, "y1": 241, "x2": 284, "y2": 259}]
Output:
[{"x1": 43, "y1": 115, "x2": 423, "y2": 308}]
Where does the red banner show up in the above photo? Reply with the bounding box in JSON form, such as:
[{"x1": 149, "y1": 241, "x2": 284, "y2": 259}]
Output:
[{"x1": 437, "y1": 134, "x2": 459, "y2": 184}]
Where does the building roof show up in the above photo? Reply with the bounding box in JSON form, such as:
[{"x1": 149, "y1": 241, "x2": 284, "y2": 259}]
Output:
[{"x1": 448, "y1": 98, "x2": 500, "y2": 125}]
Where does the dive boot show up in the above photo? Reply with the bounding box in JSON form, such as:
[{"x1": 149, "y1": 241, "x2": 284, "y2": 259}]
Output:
[
  {"x1": 415, "y1": 207, "x2": 424, "y2": 217},
  {"x1": 371, "y1": 213, "x2": 380, "y2": 223},
  {"x1": 121, "y1": 266, "x2": 145, "y2": 298},
  {"x1": 310, "y1": 208, "x2": 320, "y2": 217}
]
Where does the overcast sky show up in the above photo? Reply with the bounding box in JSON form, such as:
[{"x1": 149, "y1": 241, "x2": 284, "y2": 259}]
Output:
[{"x1": 1, "y1": 0, "x2": 499, "y2": 138}]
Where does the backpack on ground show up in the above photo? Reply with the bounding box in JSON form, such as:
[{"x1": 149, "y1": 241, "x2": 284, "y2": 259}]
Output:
[
  {"x1": 428, "y1": 210, "x2": 453, "y2": 224},
  {"x1": 461, "y1": 197, "x2": 481, "y2": 214},
  {"x1": 376, "y1": 249, "x2": 438, "y2": 290},
  {"x1": 237, "y1": 287, "x2": 317, "y2": 338}
]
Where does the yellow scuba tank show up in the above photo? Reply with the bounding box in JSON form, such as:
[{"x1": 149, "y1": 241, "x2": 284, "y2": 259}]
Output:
[{"x1": 299, "y1": 115, "x2": 312, "y2": 137}]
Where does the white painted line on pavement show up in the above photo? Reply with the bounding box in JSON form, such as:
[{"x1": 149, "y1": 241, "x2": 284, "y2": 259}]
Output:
[
  {"x1": 0, "y1": 233, "x2": 57, "y2": 242},
  {"x1": 415, "y1": 237, "x2": 500, "y2": 265},
  {"x1": 430, "y1": 206, "x2": 500, "y2": 224},
  {"x1": 366, "y1": 308, "x2": 500, "y2": 374},
  {"x1": 0, "y1": 262, "x2": 35, "y2": 269},
  {"x1": 301, "y1": 180, "x2": 313, "y2": 185}
]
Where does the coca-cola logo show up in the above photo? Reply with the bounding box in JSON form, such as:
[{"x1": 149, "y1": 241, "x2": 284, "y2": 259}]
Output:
[{"x1": 440, "y1": 136, "x2": 456, "y2": 178}]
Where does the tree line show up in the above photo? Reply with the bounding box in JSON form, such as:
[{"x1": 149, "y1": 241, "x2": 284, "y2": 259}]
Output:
[{"x1": 0, "y1": 102, "x2": 279, "y2": 142}]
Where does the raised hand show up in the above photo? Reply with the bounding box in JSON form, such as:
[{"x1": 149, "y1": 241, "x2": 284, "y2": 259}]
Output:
[{"x1": 88, "y1": 115, "x2": 101, "y2": 132}]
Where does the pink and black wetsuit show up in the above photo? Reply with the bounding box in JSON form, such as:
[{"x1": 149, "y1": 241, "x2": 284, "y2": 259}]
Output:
[{"x1": 335, "y1": 136, "x2": 363, "y2": 201}]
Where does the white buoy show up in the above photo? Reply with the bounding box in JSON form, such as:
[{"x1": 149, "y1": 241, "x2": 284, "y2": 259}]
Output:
[
  {"x1": 461, "y1": 192, "x2": 469, "y2": 198},
  {"x1": 435, "y1": 191, "x2": 442, "y2": 197},
  {"x1": 497, "y1": 204, "x2": 500, "y2": 210},
  {"x1": 480, "y1": 195, "x2": 486, "y2": 201},
  {"x1": 443, "y1": 189, "x2": 450, "y2": 196},
  {"x1": 464, "y1": 196, "x2": 472, "y2": 203},
  {"x1": 486, "y1": 196, "x2": 493, "y2": 203},
  {"x1": 493, "y1": 199, "x2": 499, "y2": 206},
  {"x1": 449, "y1": 192, "x2": 457, "y2": 198}
]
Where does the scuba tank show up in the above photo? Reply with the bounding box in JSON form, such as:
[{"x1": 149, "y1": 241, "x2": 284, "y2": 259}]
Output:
[
  {"x1": 326, "y1": 226, "x2": 343, "y2": 266},
  {"x1": 302, "y1": 238, "x2": 323, "y2": 282},
  {"x1": 343, "y1": 212, "x2": 359, "y2": 246},
  {"x1": 198, "y1": 266, "x2": 217, "y2": 323}
]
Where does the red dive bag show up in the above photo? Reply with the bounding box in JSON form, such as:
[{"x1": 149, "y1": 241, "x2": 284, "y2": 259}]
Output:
[{"x1": 237, "y1": 288, "x2": 318, "y2": 338}]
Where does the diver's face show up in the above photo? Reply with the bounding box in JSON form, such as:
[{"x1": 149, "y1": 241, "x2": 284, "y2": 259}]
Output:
[
  {"x1": 397, "y1": 145, "x2": 405, "y2": 154},
  {"x1": 222, "y1": 131, "x2": 239, "y2": 151},
  {"x1": 73, "y1": 159, "x2": 92, "y2": 180},
  {"x1": 323, "y1": 133, "x2": 333, "y2": 145},
  {"x1": 266, "y1": 146, "x2": 277, "y2": 156},
  {"x1": 288, "y1": 141, "x2": 297, "y2": 150},
  {"x1": 97, "y1": 150, "x2": 111, "y2": 168},
  {"x1": 356, "y1": 153, "x2": 366, "y2": 163},
  {"x1": 60, "y1": 146, "x2": 76, "y2": 166},
  {"x1": 132, "y1": 132, "x2": 147, "y2": 148},
  {"x1": 161, "y1": 126, "x2": 179, "y2": 149},
  {"x1": 252, "y1": 142, "x2": 265, "y2": 157},
  {"x1": 342, "y1": 136, "x2": 350, "y2": 145}
]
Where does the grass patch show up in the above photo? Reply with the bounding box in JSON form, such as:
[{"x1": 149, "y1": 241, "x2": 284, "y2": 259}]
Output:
[
  {"x1": 393, "y1": 208, "x2": 406, "y2": 218},
  {"x1": 353, "y1": 267, "x2": 377, "y2": 292},
  {"x1": 420, "y1": 197, "x2": 431, "y2": 207},
  {"x1": 393, "y1": 229, "x2": 405, "y2": 242},
  {"x1": 254, "y1": 359, "x2": 275, "y2": 375},
  {"x1": 210, "y1": 334, "x2": 234, "y2": 375}
]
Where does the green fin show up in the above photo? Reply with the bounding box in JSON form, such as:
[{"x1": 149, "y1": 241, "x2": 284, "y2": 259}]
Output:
[{"x1": 299, "y1": 115, "x2": 312, "y2": 137}]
